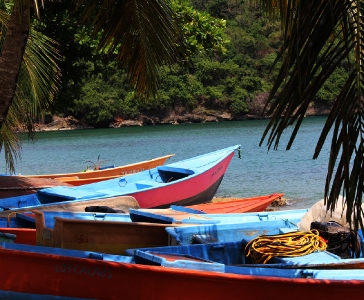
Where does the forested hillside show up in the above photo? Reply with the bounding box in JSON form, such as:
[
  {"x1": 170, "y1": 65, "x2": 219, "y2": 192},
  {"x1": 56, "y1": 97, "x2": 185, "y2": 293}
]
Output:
[{"x1": 38, "y1": 0, "x2": 340, "y2": 128}]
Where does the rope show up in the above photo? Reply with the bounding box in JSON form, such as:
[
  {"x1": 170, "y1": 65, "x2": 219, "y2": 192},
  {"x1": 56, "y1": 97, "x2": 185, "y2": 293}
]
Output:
[
  {"x1": 7, "y1": 212, "x2": 18, "y2": 228},
  {"x1": 244, "y1": 230, "x2": 327, "y2": 264}
]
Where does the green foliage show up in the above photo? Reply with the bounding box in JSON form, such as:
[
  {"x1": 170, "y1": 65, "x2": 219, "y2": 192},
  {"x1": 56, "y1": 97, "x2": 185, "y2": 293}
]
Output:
[
  {"x1": 33, "y1": 0, "x2": 342, "y2": 127},
  {"x1": 172, "y1": 0, "x2": 229, "y2": 59}
]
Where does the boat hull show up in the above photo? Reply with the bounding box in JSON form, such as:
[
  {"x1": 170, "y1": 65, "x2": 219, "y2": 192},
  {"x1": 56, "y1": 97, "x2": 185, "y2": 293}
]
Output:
[
  {"x1": 0, "y1": 247, "x2": 363, "y2": 300},
  {"x1": 188, "y1": 193, "x2": 284, "y2": 213},
  {"x1": 132, "y1": 175, "x2": 225, "y2": 209},
  {"x1": 127, "y1": 151, "x2": 235, "y2": 208},
  {"x1": 0, "y1": 146, "x2": 240, "y2": 210},
  {"x1": 34, "y1": 210, "x2": 186, "y2": 254},
  {"x1": 0, "y1": 195, "x2": 140, "y2": 217},
  {"x1": 0, "y1": 177, "x2": 71, "y2": 198},
  {"x1": 25, "y1": 155, "x2": 174, "y2": 185}
]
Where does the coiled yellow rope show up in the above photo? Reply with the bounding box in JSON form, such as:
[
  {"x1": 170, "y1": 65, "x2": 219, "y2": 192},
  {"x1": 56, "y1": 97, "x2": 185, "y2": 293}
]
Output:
[{"x1": 245, "y1": 230, "x2": 327, "y2": 264}]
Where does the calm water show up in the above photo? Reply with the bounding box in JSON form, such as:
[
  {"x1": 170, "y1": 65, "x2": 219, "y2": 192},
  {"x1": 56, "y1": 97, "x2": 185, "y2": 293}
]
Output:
[{"x1": 0, "y1": 116, "x2": 332, "y2": 209}]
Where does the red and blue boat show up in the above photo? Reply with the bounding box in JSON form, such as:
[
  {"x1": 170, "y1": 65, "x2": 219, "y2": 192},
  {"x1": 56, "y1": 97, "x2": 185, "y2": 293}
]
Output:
[
  {"x1": 0, "y1": 242, "x2": 363, "y2": 299},
  {"x1": 0, "y1": 145, "x2": 240, "y2": 210}
]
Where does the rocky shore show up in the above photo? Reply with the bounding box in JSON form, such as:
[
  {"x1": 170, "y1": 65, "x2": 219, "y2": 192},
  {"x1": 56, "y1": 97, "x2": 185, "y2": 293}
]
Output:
[{"x1": 33, "y1": 101, "x2": 331, "y2": 132}]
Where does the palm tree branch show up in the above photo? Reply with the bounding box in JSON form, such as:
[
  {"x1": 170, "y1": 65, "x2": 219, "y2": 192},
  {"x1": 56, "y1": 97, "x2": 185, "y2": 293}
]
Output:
[{"x1": 72, "y1": 0, "x2": 182, "y2": 98}]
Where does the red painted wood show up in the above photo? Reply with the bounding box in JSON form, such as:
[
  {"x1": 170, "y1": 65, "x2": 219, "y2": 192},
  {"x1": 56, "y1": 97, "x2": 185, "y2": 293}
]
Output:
[
  {"x1": 188, "y1": 193, "x2": 284, "y2": 213},
  {"x1": 0, "y1": 228, "x2": 36, "y2": 245},
  {"x1": 0, "y1": 247, "x2": 363, "y2": 299},
  {"x1": 131, "y1": 152, "x2": 235, "y2": 208}
]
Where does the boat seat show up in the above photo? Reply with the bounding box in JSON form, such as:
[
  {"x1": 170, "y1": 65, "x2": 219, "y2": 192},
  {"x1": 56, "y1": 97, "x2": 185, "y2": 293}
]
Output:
[{"x1": 156, "y1": 166, "x2": 194, "y2": 182}]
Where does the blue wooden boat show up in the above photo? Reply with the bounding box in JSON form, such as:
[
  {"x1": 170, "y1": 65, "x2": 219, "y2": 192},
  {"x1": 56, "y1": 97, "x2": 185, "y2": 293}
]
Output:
[
  {"x1": 129, "y1": 206, "x2": 307, "y2": 225},
  {"x1": 25, "y1": 204, "x2": 306, "y2": 228},
  {"x1": 164, "y1": 209, "x2": 306, "y2": 245},
  {"x1": 127, "y1": 241, "x2": 364, "y2": 277},
  {"x1": 29, "y1": 208, "x2": 305, "y2": 254},
  {"x1": 0, "y1": 195, "x2": 140, "y2": 219},
  {"x1": 1, "y1": 242, "x2": 364, "y2": 299},
  {"x1": 0, "y1": 145, "x2": 240, "y2": 211},
  {"x1": 33, "y1": 210, "x2": 191, "y2": 254},
  {"x1": 127, "y1": 235, "x2": 364, "y2": 265}
]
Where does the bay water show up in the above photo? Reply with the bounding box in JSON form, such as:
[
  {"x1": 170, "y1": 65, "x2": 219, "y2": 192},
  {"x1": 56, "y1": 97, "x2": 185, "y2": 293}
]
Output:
[{"x1": 0, "y1": 116, "x2": 332, "y2": 210}]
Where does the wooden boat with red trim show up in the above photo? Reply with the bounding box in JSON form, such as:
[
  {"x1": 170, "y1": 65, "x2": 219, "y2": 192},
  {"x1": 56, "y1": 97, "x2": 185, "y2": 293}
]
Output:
[
  {"x1": 0, "y1": 242, "x2": 363, "y2": 299},
  {"x1": 24, "y1": 154, "x2": 174, "y2": 186}
]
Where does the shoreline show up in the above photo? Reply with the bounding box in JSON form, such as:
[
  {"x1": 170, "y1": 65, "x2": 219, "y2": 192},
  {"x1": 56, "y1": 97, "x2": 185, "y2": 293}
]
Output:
[{"x1": 33, "y1": 103, "x2": 331, "y2": 132}]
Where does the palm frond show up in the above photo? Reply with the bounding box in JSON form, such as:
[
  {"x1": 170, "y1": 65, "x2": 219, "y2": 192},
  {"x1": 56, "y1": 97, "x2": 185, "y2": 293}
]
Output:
[
  {"x1": 0, "y1": 106, "x2": 22, "y2": 174},
  {"x1": 73, "y1": 0, "x2": 182, "y2": 98},
  {"x1": 0, "y1": 8, "x2": 10, "y2": 54},
  {"x1": 1, "y1": 27, "x2": 61, "y2": 173},
  {"x1": 255, "y1": 0, "x2": 364, "y2": 226}
]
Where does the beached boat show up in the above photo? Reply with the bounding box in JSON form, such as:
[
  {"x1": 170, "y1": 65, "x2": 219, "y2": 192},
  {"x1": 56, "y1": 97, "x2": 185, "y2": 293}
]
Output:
[
  {"x1": 0, "y1": 145, "x2": 240, "y2": 209},
  {"x1": 0, "y1": 176, "x2": 71, "y2": 199},
  {"x1": 165, "y1": 213, "x2": 305, "y2": 245},
  {"x1": 187, "y1": 193, "x2": 284, "y2": 213},
  {"x1": 0, "y1": 195, "x2": 140, "y2": 217},
  {"x1": 23, "y1": 154, "x2": 174, "y2": 186},
  {"x1": 129, "y1": 193, "x2": 284, "y2": 224},
  {"x1": 31, "y1": 208, "x2": 306, "y2": 255},
  {"x1": 130, "y1": 207, "x2": 306, "y2": 226},
  {"x1": 127, "y1": 239, "x2": 364, "y2": 274},
  {"x1": 0, "y1": 242, "x2": 363, "y2": 299},
  {"x1": 33, "y1": 210, "x2": 193, "y2": 254}
]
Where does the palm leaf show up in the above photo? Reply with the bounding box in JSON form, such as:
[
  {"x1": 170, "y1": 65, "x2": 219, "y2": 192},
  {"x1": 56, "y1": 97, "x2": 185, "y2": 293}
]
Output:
[
  {"x1": 255, "y1": 0, "x2": 364, "y2": 227},
  {"x1": 0, "y1": 24, "x2": 61, "y2": 173},
  {"x1": 72, "y1": 0, "x2": 182, "y2": 98}
]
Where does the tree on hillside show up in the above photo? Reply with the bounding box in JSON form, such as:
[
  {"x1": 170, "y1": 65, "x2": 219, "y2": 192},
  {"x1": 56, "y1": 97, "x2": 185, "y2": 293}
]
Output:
[{"x1": 256, "y1": 1, "x2": 363, "y2": 230}]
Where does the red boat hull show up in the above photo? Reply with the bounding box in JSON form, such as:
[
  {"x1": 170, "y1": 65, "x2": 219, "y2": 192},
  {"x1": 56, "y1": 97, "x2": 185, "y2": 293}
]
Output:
[
  {"x1": 187, "y1": 193, "x2": 284, "y2": 213},
  {"x1": 130, "y1": 152, "x2": 235, "y2": 208},
  {"x1": 0, "y1": 247, "x2": 363, "y2": 300}
]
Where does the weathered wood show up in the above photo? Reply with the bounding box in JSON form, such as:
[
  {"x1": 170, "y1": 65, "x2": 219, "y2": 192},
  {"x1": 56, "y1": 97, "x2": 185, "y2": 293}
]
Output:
[
  {"x1": 0, "y1": 176, "x2": 71, "y2": 198},
  {"x1": 0, "y1": 195, "x2": 140, "y2": 217}
]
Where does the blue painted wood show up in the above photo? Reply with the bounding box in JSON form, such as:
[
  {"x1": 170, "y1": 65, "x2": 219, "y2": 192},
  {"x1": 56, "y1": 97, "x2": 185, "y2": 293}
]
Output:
[
  {"x1": 126, "y1": 241, "x2": 246, "y2": 265},
  {"x1": 0, "y1": 242, "x2": 134, "y2": 263},
  {"x1": 130, "y1": 208, "x2": 307, "y2": 225},
  {"x1": 134, "y1": 250, "x2": 225, "y2": 272},
  {"x1": 126, "y1": 239, "x2": 364, "y2": 280},
  {"x1": 165, "y1": 218, "x2": 301, "y2": 245},
  {"x1": 224, "y1": 266, "x2": 364, "y2": 280},
  {"x1": 169, "y1": 205, "x2": 206, "y2": 214},
  {"x1": 39, "y1": 211, "x2": 131, "y2": 229}
]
